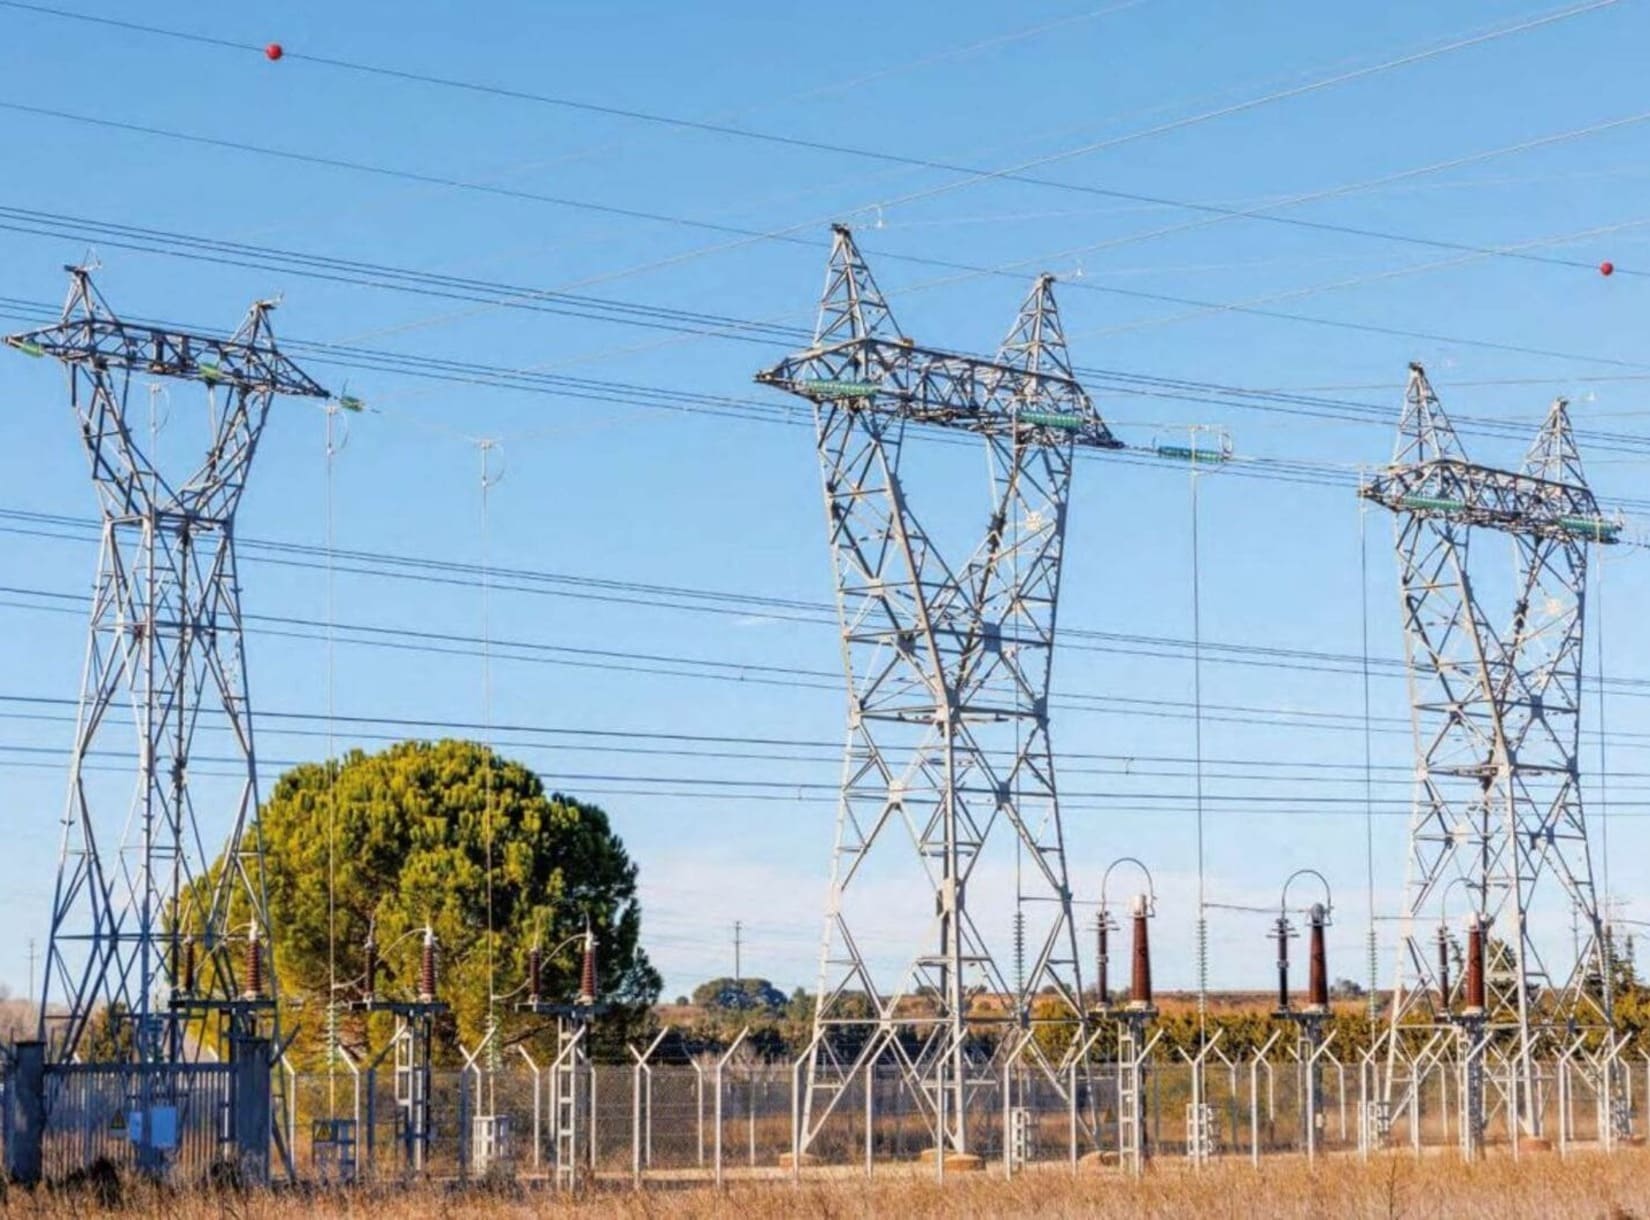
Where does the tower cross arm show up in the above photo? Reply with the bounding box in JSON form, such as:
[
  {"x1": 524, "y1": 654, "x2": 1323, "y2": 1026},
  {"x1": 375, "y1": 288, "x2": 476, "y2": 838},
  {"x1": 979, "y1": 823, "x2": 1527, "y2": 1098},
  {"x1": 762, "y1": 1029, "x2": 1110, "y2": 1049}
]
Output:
[
  {"x1": 756, "y1": 336, "x2": 1121, "y2": 449},
  {"x1": 1359, "y1": 458, "x2": 1618, "y2": 543},
  {"x1": 6, "y1": 316, "x2": 329, "y2": 399}
]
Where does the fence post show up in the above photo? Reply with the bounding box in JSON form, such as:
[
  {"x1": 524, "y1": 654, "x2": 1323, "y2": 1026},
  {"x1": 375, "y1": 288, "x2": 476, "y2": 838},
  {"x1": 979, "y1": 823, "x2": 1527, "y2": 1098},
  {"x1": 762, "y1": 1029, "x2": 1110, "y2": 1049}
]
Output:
[
  {"x1": 1250, "y1": 1055, "x2": 1260, "y2": 1167},
  {"x1": 458, "y1": 1065, "x2": 471, "y2": 1181},
  {"x1": 714, "y1": 1057, "x2": 724, "y2": 1188},
  {"x1": 1067, "y1": 1058, "x2": 1077, "y2": 1176},
  {"x1": 515, "y1": 1045, "x2": 541, "y2": 1171},
  {"x1": 790, "y1": 1052, "x2": 802, "y2": 1184},
  {"x1": 629, "y1": 1028, "x2": 670, "y2": 1191},
  {"x1": 364, "y1": 1067, "x2": 376, "y2": 1175},
  {"x1": 714, "y1": 1029, "x2": 750, "y2": 1188},
  {"x1": 1001, "y1": 1054, "x2": 1013, "y2": 1180},
  {"x1": 1250, "y1": 1030, "x2": 1281, "y2": 1167},
  {"x1": 631, "y1": 1059, "x2": 641, "y2": 1189},
  {"x1": 864, "y1": 1058, "x2": 874, "y2": 1179},
  {"x1": 692, "y1": 1061, "x2": 705, "y2": 1167},
  {"x1": 277, "y1": 1056, "x2": 298, "y2": 1178}
]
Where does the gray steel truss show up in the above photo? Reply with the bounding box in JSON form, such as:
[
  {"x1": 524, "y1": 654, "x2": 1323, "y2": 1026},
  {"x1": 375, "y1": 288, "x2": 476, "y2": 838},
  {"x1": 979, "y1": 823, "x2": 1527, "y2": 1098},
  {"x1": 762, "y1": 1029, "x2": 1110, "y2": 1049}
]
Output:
[
  {"x1": 6, "y1": 269, "x2": 328, "y2": 1064},
  {"x1": 756, "y1": 226, "x2": 1120, "y2": 1154},
  {"x1": 1361, "y1": 363, "x2": 1616, "y2": 1137}
]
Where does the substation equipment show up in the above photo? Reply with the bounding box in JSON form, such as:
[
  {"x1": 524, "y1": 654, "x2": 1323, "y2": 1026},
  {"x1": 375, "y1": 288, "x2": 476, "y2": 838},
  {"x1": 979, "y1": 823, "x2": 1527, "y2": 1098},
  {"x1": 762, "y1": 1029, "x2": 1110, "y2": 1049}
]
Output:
[
  {"x1": 1271, "y1": 872, "x2": 1336, "y2": 1161},
  {"x1": 333, "y1": 925, "x2": 451, "y2": 1178},
  {"x1": 1094, "y1": 858, "x2": 1160, "y2": 1175},
  {"x1": 515, "y1": 923, "x2": 606, "y2": 1189},
  {"x1": 756, "y1": 225, "x2": 1124, "y2": 1161},
  {"x1": 1361, "y1": 364, "x2": 1625, "y2": 1154},
  {"x1": 2, "y1": 270, "x2": 329, "y2": 1184}
]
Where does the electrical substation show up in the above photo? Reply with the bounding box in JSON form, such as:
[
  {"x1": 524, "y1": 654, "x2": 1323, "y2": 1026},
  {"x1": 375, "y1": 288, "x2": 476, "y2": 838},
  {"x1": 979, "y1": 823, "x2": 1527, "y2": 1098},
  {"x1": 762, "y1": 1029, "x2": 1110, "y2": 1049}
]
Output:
[
  {"x1": 0, "y1": 4, "x2": 1648, "y2": 1202},
  {"x1": 0, "y1": 224, "x2": 1634, "y2": 1190}
]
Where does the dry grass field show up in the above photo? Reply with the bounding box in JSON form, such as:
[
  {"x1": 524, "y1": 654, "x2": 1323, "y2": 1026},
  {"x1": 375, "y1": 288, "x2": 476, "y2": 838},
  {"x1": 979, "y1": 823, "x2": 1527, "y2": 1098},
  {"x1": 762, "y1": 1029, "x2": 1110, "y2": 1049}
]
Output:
[{"x1": 5, "y1": 1152, "x2": 1650, "y2": 1219}]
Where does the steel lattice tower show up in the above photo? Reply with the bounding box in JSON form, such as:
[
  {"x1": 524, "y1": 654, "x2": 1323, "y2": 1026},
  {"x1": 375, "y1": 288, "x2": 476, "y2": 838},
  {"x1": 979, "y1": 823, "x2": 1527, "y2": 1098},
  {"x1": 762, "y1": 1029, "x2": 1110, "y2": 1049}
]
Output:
[
  {"x1": 1362, "y1": 363, "x2": 1617, "y2": 1136},
  {"x1": 6, "y1": 269, "x2": 328, "y2": 1064},
  {"x1": 757, "y1": 226, "x2": 1121, "y2": 1155}
]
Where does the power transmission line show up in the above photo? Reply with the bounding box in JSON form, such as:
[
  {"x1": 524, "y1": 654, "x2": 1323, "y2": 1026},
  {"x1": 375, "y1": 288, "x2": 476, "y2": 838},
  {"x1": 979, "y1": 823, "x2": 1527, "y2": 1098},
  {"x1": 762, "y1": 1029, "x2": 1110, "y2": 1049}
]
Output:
[
  {"x1": 0, "y1": 0, "x2": 1622, "y2": 276},
  {"x1": 11, "y1": 512, "x2": 1650, "y2": 703},
  {"x1": 5, "y1": 204, "x2": 1647, "y2": 377},
  {"x1": 6, "y1": 292, "x2": 1650, "y2": 499}
]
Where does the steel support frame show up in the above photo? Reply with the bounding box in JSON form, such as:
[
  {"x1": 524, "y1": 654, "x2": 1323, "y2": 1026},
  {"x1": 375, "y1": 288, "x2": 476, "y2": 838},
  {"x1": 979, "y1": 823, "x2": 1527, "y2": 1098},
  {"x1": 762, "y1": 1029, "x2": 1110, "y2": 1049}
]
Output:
[
  {"x1": 1363, "y1": 364, "x2": 1615, "y2": 1139},
  {"x1": 7, "y1": 271, "x2": 327, "y2": 1068},
  {"x1": 758, "y1": 226, "x2": 1118, "y2": 1158}
]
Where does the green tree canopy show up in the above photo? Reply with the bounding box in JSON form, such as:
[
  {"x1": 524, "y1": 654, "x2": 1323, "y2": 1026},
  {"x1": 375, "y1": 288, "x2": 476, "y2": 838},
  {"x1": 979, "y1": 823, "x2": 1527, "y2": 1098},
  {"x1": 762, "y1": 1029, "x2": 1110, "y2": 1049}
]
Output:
[{"x1": 239, "y1": 739, "x2": 660, "y2": 1061}]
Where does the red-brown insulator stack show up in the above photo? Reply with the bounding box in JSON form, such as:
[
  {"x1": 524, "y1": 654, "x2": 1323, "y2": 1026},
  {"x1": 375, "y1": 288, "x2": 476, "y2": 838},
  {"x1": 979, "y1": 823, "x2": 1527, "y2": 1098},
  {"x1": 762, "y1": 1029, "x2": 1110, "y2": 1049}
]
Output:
[
  {"x1": 420, "y1": 926, "x2": 437, "y2": 1002},
  {"x1": 578, "y1": 926, "x2": 598, "y2": 1007},
  {"x1": 1275, "y1": 916, "x2": 1292, "y2": 1013},
  {"x1": 1465, "y1": 916, "x2": 1486, "y2": 1014},
  {"x1": 527, "y1": 945, "x2": 543, "y2": 1004},
  {"x1": 1307, "y1": 904, "x2": 1329, "y2": 1011},
  {"x1": 181, "y1": 937, "x2": 197, "y2": 995},
  {"x1": 245, "y1": 929, "x2": 264, "y2": 1000},
  {"x1": 1128, "y1": 895, "x2": 1151, "y2": 1009},
  {"x1": 1096, "y1": 912, "x2": 1110, "y2": 1008},
  {"x1": 363, "y1": 934, "x2": 379, "y2": 1001},
  {"x1": 1436, "y1": 925, "x2": 1451, "y2": 1009}
]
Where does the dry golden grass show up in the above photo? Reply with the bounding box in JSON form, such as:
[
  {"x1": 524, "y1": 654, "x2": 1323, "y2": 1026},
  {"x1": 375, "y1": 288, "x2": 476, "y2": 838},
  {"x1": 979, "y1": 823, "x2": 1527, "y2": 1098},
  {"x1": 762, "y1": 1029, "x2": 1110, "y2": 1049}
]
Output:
[{"x1": 6, "y1": 1151, "x2": 1650, "y2": 1219}]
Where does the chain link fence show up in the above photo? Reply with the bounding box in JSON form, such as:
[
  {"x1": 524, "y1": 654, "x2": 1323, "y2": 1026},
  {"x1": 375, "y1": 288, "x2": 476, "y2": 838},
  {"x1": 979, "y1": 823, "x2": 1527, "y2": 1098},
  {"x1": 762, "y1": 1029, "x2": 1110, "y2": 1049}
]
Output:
[{"x1": 6, "y1": 1044, "x2": 1647, "y2": 1186}]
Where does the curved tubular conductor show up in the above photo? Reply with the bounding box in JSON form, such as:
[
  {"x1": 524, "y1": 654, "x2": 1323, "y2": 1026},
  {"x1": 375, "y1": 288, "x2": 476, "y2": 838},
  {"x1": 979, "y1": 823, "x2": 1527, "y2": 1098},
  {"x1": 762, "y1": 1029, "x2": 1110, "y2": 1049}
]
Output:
[
  {"x1": 1100, "y1": 856, "x2": 1158, "y2": 916},
  {"x1": 1281, "y1": 868, "x2": 1334, "y2": 921}
]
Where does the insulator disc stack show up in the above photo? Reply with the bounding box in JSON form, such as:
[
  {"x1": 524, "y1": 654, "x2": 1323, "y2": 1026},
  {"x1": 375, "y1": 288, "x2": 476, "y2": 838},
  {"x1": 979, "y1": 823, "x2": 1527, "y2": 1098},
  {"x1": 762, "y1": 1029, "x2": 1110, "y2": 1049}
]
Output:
[
  {"x1": 1096, "y1": 911, "x2": 1110, "y2": 1008},
  {"x1": 363, "y1": 934, "x2": 378, "y2": 1001},
  {"x1": 1437, "y1": 925, "x2": 1452, "y2": 1011},
  {"x1": 578, "y1": 927, "x2": 598, "y2": 1006},
  {"x1": 527, "y1": 945, "x2": 543, "y2": 1004},
  {"x1": 1275, "y1": 916, "x2": 1292, "y2": 1013},
  {"x1": 420, "y1": 927, "x2": 437, "y2": 1002},
  {"x1": 245, "y1": 930, "x2": 264, "y2": 1000}
]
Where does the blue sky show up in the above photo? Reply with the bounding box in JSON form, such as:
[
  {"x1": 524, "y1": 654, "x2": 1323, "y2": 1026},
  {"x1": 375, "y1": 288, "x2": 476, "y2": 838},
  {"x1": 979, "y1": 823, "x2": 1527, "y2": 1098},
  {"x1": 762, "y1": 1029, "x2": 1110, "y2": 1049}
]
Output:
[{"x1": 2, "y1": 0, "x2": 1649, "y2": 1004}]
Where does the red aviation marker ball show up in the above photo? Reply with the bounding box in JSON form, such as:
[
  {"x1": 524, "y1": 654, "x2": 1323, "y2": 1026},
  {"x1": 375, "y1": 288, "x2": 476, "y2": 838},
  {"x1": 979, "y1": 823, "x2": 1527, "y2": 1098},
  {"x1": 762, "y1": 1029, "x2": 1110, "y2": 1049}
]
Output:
[
  {"x1": 1600, "y1": 261, "x2": 1615, "y2": 277},
  {"x1": 265, "y1": 42, "x2": 284, "y2": 61}
]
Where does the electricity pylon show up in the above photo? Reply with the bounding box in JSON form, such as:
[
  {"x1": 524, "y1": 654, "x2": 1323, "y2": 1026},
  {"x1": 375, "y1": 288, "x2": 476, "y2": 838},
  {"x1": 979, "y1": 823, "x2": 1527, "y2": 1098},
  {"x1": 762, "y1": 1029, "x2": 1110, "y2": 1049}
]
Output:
[
  {"x1": 7, "y1": 269, "x2": 328, "y2": 1063},
  {"x1": 756, "y1": 226, "x2": 1121, "y2": 1156},
  {"x1": 1361, "y1": 363, "x2": 1617, "y2": 1139}
]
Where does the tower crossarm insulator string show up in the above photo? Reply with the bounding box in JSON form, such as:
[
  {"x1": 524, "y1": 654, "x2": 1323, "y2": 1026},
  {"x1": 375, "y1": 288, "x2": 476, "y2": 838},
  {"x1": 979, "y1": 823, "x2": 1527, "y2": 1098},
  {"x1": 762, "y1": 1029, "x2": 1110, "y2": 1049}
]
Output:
[
  {"x1": 7, "y1": 271, "x2": 328, "y2": 398},
  {"x1": 756, "y1": 231, "x2": 1122, "y2": 451},
  {"x1": 1359, "y1": 366, "x2": 1618, "y2": 544}
]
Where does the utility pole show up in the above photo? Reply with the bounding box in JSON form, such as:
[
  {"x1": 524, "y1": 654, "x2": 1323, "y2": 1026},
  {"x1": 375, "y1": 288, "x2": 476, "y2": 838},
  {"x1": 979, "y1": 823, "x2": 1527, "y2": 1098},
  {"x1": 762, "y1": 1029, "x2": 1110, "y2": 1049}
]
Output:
[
  {"x1": 733, "y1": 921, "x2": 743, "y2": 986},
  {"x1": 25, "y1": 938, "x2": 36, "y2": 1007}
]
